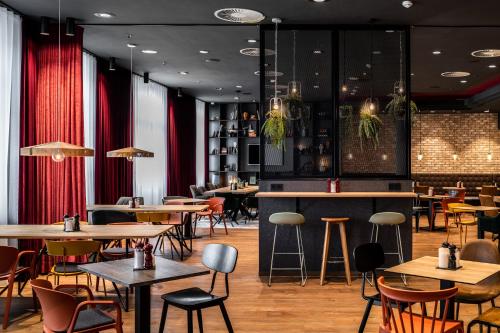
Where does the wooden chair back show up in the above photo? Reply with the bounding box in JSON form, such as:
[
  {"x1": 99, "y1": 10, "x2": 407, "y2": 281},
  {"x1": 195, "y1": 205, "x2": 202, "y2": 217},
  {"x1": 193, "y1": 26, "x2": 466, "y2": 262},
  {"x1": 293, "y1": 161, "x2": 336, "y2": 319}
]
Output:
[
  {"x1": 441, "y1": 197, "x2": 462, "y2": 214},
  {"x1": 31, "y1": 279, "x2": 77, "y2": 332},
  {"x1": 136, "y1": 212, "x2": 169, "y2": 223},
  {"x1": 479, "y1": 194, "x2": 499, "y2": 217},
  {"x1": 46, "y1": 240, "x2": 101, "y2": 257},
  {"x1": 414, "y1": 185, "x2": 430, "y2": 195},
  {"x1": 480, "y1": 185, "x2": 497, "y2": 197},
  {"x1": 378, "y1": 276, "x2": 458, "y2": 333},
  {"x1": 208, "y1": 197, "x2": 225, "y2": 214},
  {"x1": 0, "y1": 247, "x2": 18, "y2": 276}
]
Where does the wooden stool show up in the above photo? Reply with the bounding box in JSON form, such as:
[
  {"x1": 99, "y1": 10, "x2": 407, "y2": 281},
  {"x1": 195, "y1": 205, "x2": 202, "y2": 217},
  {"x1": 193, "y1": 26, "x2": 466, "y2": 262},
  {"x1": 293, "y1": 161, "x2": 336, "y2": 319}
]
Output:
[{"x1": 320, "y1": 217, "x2": 351, "y2": 286}]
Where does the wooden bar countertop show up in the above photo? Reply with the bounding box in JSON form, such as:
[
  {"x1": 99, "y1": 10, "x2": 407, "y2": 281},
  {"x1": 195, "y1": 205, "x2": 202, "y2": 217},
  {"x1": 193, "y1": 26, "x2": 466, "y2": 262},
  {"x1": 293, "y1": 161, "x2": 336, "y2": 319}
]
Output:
[{"x1": 255, "y1": 191, "x2": 417, "y2": 198}]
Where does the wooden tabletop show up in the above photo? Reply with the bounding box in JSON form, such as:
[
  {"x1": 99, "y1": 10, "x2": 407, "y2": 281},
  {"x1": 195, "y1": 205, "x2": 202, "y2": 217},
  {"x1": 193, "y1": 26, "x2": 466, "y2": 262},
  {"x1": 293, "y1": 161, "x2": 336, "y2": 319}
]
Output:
[
  {"x1": 86, "y1": 204, "x2": 208, "y2": 213},
  {"x1": 163, "y1": 198, "x2": 208, "y2": 204},
  {"x1": 0, "y1": 224, "x2": 172, "y2": 240},
  {"x1": 450, "y1": 205, "x2": 499, "y2": 212},
  {"x1": 256, "y1": 191, "x2": 417, "y2": 198},
  {"x1": 419, "y1": 194, "x2": 449, "y2": 200},
  {"x1": 385, "y1": 256, "x2": 500, "y2": 285},
  {"x1": 442, "y1": 187, "x2": 466, "y2": 190},
  {"x1": 205, "y1": 186, "x2": 259, "y2": 195},
  {"x1": 78, "y1": 257, "x2": 210, "y2": 288}
]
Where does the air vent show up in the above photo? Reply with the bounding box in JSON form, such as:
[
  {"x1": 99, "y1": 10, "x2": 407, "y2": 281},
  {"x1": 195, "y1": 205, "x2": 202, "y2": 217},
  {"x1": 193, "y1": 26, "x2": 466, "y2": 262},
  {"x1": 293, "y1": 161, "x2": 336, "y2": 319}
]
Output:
[
  {"x1": 241, "y1": 48, "x2": 275, "y2": 57},
  {"x1": 214, "y1": 8, "x2": 265, "y2": 23},
  {"x1": 471, "y1": 49, "x2": 500, "y2": 58},
  {"x1": 440, "y1": 71, "x2": 471, "y2": 78}
]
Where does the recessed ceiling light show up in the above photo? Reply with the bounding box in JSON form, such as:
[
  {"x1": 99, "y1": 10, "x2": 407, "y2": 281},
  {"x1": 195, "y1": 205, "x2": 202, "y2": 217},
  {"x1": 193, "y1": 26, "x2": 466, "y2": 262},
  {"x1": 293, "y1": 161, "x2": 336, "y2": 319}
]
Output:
[
  {"x1": 313, "y1": 85, "x2": 320, "y2": 89},
  {"x1": 216, "y1": 87, "x2": 223, "y2": 91},
  {"x1": 234, "y1": 96, "x2": 240, "y2": 100},
  {"x1": 385, "y1": 30, "x2": 395, "y2": 33},
  {"x1": 205, "y1": 58, "x2": 220, "y2": 63},
  {"x1": 235, "y1": 85, "x2": 243, "y2": 88},
  {"x1": 247, "y1": 39, "x2": 258, "y2": 43},
  {"x1": 270, "y1": 79, "x2": 275, "y2": 83},
  {"x1": 179, "y1": 71, "x2": 189, "y2": 75},
  {"x1": 311, "y1": 0, "x2": 328, "y2": 2},
  {"x1": 401, "y1": 0, "x2": 413, "y2": 9},
  {"x1": 372, "y1": 50, "x2": 382, "y2": 55},
  {"x1": 471, "y1": 49, "x2": 500, "y2": 58},
  {"x1": 127, "y1": 43, "x2": 137, "y2": 48},
  {"x1": 240, "y1": 48, "x2": 275, "y2": 57},
  {"x1": 348, "y1": 76, "x2": 359, "y2": 81},
  {"x1": 214, "y1": 8, "x2": 265, "y2": 23},
  {"x1": 210, "y1": 102, "x2": 215, "y2": 105},
  {"x1": 94, "y1": 12, "x2": 115, "y2": 18},
  {"x1": 441, "y1": 71, "x2": 470, "y2": 78},
  {"x1": 142, "y1": 50, "x2": 158, "y2": 54},
  {"x1": 315, "y1": 72, "x2": 319, "y2": 76},
  {"x1": 432, "y1": 50, "x2": 442, "y2": 55},
  {"x1": 484, "y1": 110, "x2": 490, "y2": 113},
  {"x1": 313, "y1": 50, "x2": 323, "y2": 54},
  {"x1": 411, "y1": 73, "x2": 415, "y2": 76},
  {"x1": 199, "y1": 50, "x2": 209, "y2": 54},
  {"x1": 488, "y1": 64, "x2": 497, "y2": 68},
  {"x1": 460, "y1": 80, "x2": 468, "y2": 84}
]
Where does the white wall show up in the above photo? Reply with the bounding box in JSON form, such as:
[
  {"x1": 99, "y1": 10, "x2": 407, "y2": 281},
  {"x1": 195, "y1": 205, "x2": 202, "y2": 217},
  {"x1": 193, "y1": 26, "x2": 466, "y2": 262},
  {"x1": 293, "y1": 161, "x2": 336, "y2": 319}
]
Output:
[{"x1": 195, "y1": 99, "x2": 206, "y2": 186}]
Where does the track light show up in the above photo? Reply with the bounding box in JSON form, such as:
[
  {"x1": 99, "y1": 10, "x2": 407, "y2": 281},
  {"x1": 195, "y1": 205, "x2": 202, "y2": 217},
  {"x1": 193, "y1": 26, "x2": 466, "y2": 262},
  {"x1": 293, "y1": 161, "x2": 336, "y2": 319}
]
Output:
[
  {"x1": 144, "y1": 72, "x2": 149, "y2": 84},
  {"x1": 109, "y1": 57, "x2": 116, "y2": 71},
  {"x1": 40, "y1": 16, "x2": 50, "y2": 36},
  {"x1": 65, "y1": 17, "x2": 75, "y2": 36},
  {"x1": 177, "y1": 87, "x2": 183, "y2": 98}
]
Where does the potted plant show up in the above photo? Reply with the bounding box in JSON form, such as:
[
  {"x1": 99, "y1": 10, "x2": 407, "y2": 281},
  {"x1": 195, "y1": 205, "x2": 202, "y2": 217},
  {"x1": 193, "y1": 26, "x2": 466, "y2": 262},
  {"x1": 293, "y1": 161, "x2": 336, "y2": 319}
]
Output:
[
  {"x1": 284, "y1": 93, "x2": 304, "y2": 120},
  {"x1": 358, "y1": 100, "x2": 383, "y2": 150},
  {"x1": 262, "y1": 108, "x2": 287, "y2": 150},
  {"x1": 385, "y1": 93, "x2": 418, "y2": 123}
]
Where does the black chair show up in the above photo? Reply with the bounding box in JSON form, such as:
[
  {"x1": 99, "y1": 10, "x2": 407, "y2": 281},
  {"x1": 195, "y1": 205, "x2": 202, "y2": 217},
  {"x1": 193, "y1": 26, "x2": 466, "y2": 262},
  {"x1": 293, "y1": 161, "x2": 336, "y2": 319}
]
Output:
[
  {"x1": 158, "y1": 244, "x2": 238, "y2": 333},
  {"x1": 353, "y1": 243, "x2": 385, "y2": 333},
  {"x1": 412, "y1": 193, "x2": 430, "y2": 232},
  {"x1": 243, "y1": 196, "x2": 259, "y2": 223},
  {"x1": 115, "y1": 196, "x2": 144, "y2": 205}
]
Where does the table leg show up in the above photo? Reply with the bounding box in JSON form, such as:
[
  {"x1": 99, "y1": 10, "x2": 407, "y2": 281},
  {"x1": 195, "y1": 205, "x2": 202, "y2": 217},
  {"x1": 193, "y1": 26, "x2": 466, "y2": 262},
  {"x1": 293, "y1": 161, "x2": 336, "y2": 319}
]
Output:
[
  {"x1": 135, "y1": 285, "x2": 151, "y2": 333},
  {"x1": 439, "y1": 279, "x2": 455, "y2": 320}
]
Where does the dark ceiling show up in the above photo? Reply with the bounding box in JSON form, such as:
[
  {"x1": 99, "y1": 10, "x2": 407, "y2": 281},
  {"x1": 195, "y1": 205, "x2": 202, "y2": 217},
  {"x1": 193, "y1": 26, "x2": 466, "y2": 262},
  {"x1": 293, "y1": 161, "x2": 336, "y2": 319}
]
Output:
[{"x1": 3, "y1": 0, "x2": 500, "y2": 106}]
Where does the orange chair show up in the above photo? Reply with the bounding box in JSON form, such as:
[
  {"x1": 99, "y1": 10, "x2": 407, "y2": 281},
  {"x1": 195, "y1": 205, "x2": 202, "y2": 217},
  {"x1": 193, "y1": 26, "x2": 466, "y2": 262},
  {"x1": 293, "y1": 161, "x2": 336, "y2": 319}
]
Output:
[
  {"x1": 0, "y1": 246, "x2": 36, "y2": 329},
  {"x1": 378, "y1": 276, "x2": 464, "y2": 333},
  {"x1": 31, "y1": 279, "x2": 123, "y2": 333},
  {"x1": 195, "y1": 197, "x2": 228, "y2": 237}
]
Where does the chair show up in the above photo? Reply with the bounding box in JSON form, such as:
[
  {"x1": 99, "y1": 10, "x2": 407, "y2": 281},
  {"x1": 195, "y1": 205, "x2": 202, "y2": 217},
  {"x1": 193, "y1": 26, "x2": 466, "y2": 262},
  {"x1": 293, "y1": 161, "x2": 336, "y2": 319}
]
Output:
[
  {"x1": 447, "y1": 202, "x2": 477, "y2": 247},
  {"x1": 206, "y1": 183, "x2": 216, "y2": 191},
  {"x1": 195, "y1": 197, "x2": 228, "y2": 237},
  {"x1": 189, "y1": 185, "x2": 212, "y2": 199},
  {"x1": 90, "y1": 210, "x2": 136, "y2": 258},
  {"x1": 480, "y1": 185, "x2": 498, "y2": 197},
  {"x1": 158, "y1": 244, "x2": 238, "y2": 333},
  {"x1": 439, "y1": 198, "x2": 463, "y2": 240},
  {"x1": 136, "y1": 212, "x2": 183, "y2": 258},
  {"x1": 479, "y1": 194, "x2": 499, "y2": 217},
  {"x1": 31, "y1": 279, "x2": 123, "y2": 333},
  {"x1": 413, "y1": 187, "x2": 430, "y2": 232},
  {"x1": 354, "y1": 243, "x2": 386, "y2": 333},
  {"x1": 0, "y1": 246, "x2": 36, "y2": 329},
  {"x1": 268, "y1": 212, "x2": 307, "y2": 287},
  {"x1": 115, "y1": 196, "x2": 144, "y2": 205},
  {"x1": 455, "y1": 240, "x2": 500, "y2": 324},
  {"x1": 467, "y1": 307, "x2": 500, "y2": 333},
  {"x1": 243, "y1": 196, "x2": 259, "y2": 223},
  {"x1": 378, "y1": 276, "x2": 464, "y2": 333},
  {"x1": 45, "y1": 240, "x2": 101, "y2": 287},
  {"x1": 369, "y1": 212, "x2": 406, "y2": 284},
  {"x1": 320, "y1": 217, "x2": 351, "y2": 286},
  {"x1": 162, "y1": 200, "x2": 194, "y2": 260}
]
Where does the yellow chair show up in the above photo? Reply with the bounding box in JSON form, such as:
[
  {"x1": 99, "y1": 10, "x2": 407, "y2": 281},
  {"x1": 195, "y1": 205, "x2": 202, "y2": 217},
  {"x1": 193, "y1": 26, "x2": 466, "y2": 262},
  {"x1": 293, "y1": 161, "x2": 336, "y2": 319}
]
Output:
[
  {"x1": 45, "y1": 240, "x2": 101, "y2": 287},
  {"x1": 448, "y1": 203, "x2": 477, "y2": 247}
]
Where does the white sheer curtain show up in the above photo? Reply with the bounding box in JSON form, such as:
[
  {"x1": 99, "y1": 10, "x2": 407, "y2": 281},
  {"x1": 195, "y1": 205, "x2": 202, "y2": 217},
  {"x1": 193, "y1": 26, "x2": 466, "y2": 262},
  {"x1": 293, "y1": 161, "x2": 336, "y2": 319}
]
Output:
[
  {"x1": 0, "y1": 7, "x2": 21, "y2": 246},
  {"x1": 83, "y1": 52, "x2": 96, "y2": 205},
  {"x1": 133, "y1": 75, "x2": 168, "y2": 204},
  {"x1": 195, "y1": 99, "x2": 206, "y2": 186}
]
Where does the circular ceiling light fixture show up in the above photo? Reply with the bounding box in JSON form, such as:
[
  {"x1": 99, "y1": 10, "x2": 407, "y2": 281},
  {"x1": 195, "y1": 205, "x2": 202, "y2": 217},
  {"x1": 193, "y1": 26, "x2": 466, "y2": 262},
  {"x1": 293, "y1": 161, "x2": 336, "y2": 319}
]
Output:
[
  {"x1": 214, "y1": 8, "x2": 265, "y2": 23},
  {"x1": 235, "y1": 85, "x2": 243, "y2": 88},
  {"x1": 127, "y1": 43, "x2": 137, "y2": 48},
  {"x1": 471, "y1": 49, "x2": 500, "y2": 58},
  {"x1": 254, "y1": 70, "x2": 284, "y2": 77},
  {"x1": 460, "y1": 80, "x2": 468, "y2": 84},
  {"x1": 247, "y1": 39, "x2": 258, "y2": 43},
  {"x1": 440, "y1": 71, "x2": 471, "y2": 78},
  {"x1": 310, "y1": 0, "x2": 328, "y2": 3},
  {"x1": 178, "y1": 71, "x2": 189, "y2": 75},
  {"x1": 240, "y1": 48, "x2": 275, "y2": 57},
  {"x1": 142, "y1": 49, "x2": 158, "y2": 54},
  {"x1": 401, "y1": 0, "x2": 413, "y2": 8},
  {"x1": 432, "y1": 50, "x2": 442, "y2": 55},
  {"x1": 199, "y1": 50, "x2": 209, "y2": 54},
  {"x1": 216, "y1": 87, "x2": 223, "y2": 91},
  {"x1": 94, "y1": 12, "x2": 116, "y2": 18},
  {"x1": 488, "y1": 64, "x2": 497, "y2": 68}
]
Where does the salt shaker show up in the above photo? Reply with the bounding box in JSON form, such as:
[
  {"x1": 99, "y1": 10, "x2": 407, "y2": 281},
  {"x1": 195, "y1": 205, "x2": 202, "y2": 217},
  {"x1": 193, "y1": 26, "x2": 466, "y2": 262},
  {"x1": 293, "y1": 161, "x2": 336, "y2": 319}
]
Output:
[
  {"x1": 438, "y1": 242, "x2": 449, "y2": 268},
  {"x1": 134, "y1": 242, "x2": 144, "y2": 269}
]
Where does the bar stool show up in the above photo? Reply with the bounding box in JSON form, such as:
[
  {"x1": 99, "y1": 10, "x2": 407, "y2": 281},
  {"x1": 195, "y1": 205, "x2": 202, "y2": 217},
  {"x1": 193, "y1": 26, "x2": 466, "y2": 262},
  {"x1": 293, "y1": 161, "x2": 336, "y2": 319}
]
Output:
[
  {"x1": 268, "y1": 212, "x2": 307, "y2": 287},
  {"x1": 369, "y1": 212, "x2": 407, "y2": 284},
  {"x1": 320, "y1": 217, "x2": 351, "y2": 286}
]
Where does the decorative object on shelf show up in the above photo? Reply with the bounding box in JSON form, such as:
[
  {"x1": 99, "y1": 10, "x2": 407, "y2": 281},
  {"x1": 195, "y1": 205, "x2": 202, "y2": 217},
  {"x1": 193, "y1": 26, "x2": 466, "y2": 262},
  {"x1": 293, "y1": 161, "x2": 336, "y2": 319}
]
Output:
[
  {"x1": 107, "y1": 38, "x2": 154, "y2": 162},
  {"x1": 20, "y1": 0, "x2": 94, "y2": 161},
  {"x1": 249, "y1": 176, "x2": 257, "y2": 185},
  {"x1": 243, "y1": 111, "x2": 249, "y2": 120},
  {"x1": 286, "y1": 31, "x2": 303, "y2": 121},
  {"x1": 358, "y1": 99, "x2": 383, "y2": 150},
  {"x1": 217, "y1": 124, "x2": 224, "y2": 137},
  {"x1": 221, "y1": 147, "x2": 228, "y2": 154},
  {"x1": 262, "y1": 18, "x2": 287, "y2": 150}
]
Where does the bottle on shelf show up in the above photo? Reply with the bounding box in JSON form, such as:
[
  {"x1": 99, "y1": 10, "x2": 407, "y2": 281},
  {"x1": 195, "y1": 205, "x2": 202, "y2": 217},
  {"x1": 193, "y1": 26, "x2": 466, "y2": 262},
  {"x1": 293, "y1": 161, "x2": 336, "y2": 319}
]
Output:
[
  {"x1": 333, "y1": 178, "x2": 341, "y2": 193},
  {"x1": 326, "y1": 178, "x2": 332, "y2": 193}
]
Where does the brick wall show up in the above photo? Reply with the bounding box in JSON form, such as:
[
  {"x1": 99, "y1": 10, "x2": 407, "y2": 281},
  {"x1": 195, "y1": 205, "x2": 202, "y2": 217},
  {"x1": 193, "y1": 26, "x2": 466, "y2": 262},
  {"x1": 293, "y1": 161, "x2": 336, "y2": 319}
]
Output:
[{"x1": 411, "y1": 113, "x2": 499, "y2": 174}]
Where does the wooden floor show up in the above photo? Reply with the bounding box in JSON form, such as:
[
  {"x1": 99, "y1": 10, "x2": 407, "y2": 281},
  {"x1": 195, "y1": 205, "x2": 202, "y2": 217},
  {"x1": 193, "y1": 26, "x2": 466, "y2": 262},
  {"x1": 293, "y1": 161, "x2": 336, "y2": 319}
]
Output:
[{"x1": 2, "y1": 218, "x2": 493, "y2": 333}]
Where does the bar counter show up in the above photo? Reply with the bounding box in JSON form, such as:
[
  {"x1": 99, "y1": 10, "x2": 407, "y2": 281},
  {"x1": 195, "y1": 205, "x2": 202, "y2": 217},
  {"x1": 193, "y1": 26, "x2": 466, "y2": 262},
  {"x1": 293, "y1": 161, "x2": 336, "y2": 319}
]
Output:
[{"x1": 258, "y1": 180, "x2": 414, "y2": 276}]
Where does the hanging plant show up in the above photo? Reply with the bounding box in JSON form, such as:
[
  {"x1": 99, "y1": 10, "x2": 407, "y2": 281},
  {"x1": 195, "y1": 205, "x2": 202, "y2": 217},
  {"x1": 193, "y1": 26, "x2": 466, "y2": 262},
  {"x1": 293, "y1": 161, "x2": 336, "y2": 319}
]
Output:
[
  {"x1": 358, "y1": 100, "x2": 383, "y2": 150},
  {"x1": 262, "y1": 108, "x2": 287, "y2": 150},
  {"x1": 385, "y1": 93, "x2": 419, "y2": 123},
  {"x1": 284, "y1": 94, "x2": 305, "y2": 120},
  {"x1": 339, "y1": 104, "x2": 354, "y2": 140}
]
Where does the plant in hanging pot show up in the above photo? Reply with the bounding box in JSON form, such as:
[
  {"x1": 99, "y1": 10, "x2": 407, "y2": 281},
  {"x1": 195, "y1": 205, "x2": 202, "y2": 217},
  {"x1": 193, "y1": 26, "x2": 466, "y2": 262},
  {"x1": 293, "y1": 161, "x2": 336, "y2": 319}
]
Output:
[
  {"x1": 358, "y1": 99, "x2": 383, "y2": 150},
  {"x1": 385, "y1": 93, "x2": 419, "y2": 123},
  {"x1": 262, "y1": 107, "x2": 287, "y2": 150},
  {"x1": 284, "y1": 93, "x2": 304, "y2": 120}
]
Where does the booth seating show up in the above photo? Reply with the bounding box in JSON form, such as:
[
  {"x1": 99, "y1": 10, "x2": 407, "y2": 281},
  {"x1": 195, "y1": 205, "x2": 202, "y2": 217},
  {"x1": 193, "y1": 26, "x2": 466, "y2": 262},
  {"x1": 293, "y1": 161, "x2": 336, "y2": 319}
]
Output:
[{"x1": 412, "y1": 173, "x2": 500, "y2": 197}]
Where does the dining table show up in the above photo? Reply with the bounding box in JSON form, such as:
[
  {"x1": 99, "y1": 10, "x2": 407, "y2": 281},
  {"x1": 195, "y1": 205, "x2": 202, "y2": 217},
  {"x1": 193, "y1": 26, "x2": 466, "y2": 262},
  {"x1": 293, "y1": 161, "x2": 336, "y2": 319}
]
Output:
[
  {"x1": 386, "y1": 256, "x2": 500, "y2": 319},
  {"x1": 79, "y1": 257, "x2": 210, "y2": 333},
  {"x1": 205, "y1": 186, "x2": 259, "y2": 222}
]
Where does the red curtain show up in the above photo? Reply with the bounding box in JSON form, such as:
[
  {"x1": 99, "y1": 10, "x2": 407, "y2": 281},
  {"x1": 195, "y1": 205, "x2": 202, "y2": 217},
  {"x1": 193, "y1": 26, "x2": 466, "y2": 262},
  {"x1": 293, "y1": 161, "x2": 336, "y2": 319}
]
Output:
[
  {"x1": 167, "y1": 90, "x2": 196, "y2": 197},
  {"x1": 19, "y1": 23, "x2": 86, "y2": 270},
  {"x1": 94, "y1": 59, "x2": 133, "y2": 204}
]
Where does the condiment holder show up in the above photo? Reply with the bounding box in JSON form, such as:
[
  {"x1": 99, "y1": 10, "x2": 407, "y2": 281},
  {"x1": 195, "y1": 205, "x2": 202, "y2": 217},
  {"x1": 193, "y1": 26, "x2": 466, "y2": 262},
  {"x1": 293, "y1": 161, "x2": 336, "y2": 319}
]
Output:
[
  {"x1": 437, "y1": 242, "x2": 462, "y2": 270},
  {"x1": 63, "y1": 213, "x2": 81, "y2": 232},
  {"x1": 133, "y1": 240, "x2": 155, "y2": 271}
]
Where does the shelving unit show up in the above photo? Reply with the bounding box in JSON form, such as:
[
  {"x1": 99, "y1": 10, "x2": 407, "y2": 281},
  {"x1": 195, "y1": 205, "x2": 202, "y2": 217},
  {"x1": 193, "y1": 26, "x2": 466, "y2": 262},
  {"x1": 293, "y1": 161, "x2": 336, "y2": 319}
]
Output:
[{"x1": 208, "y1": 103, "x2": 260, "y2": 186}]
